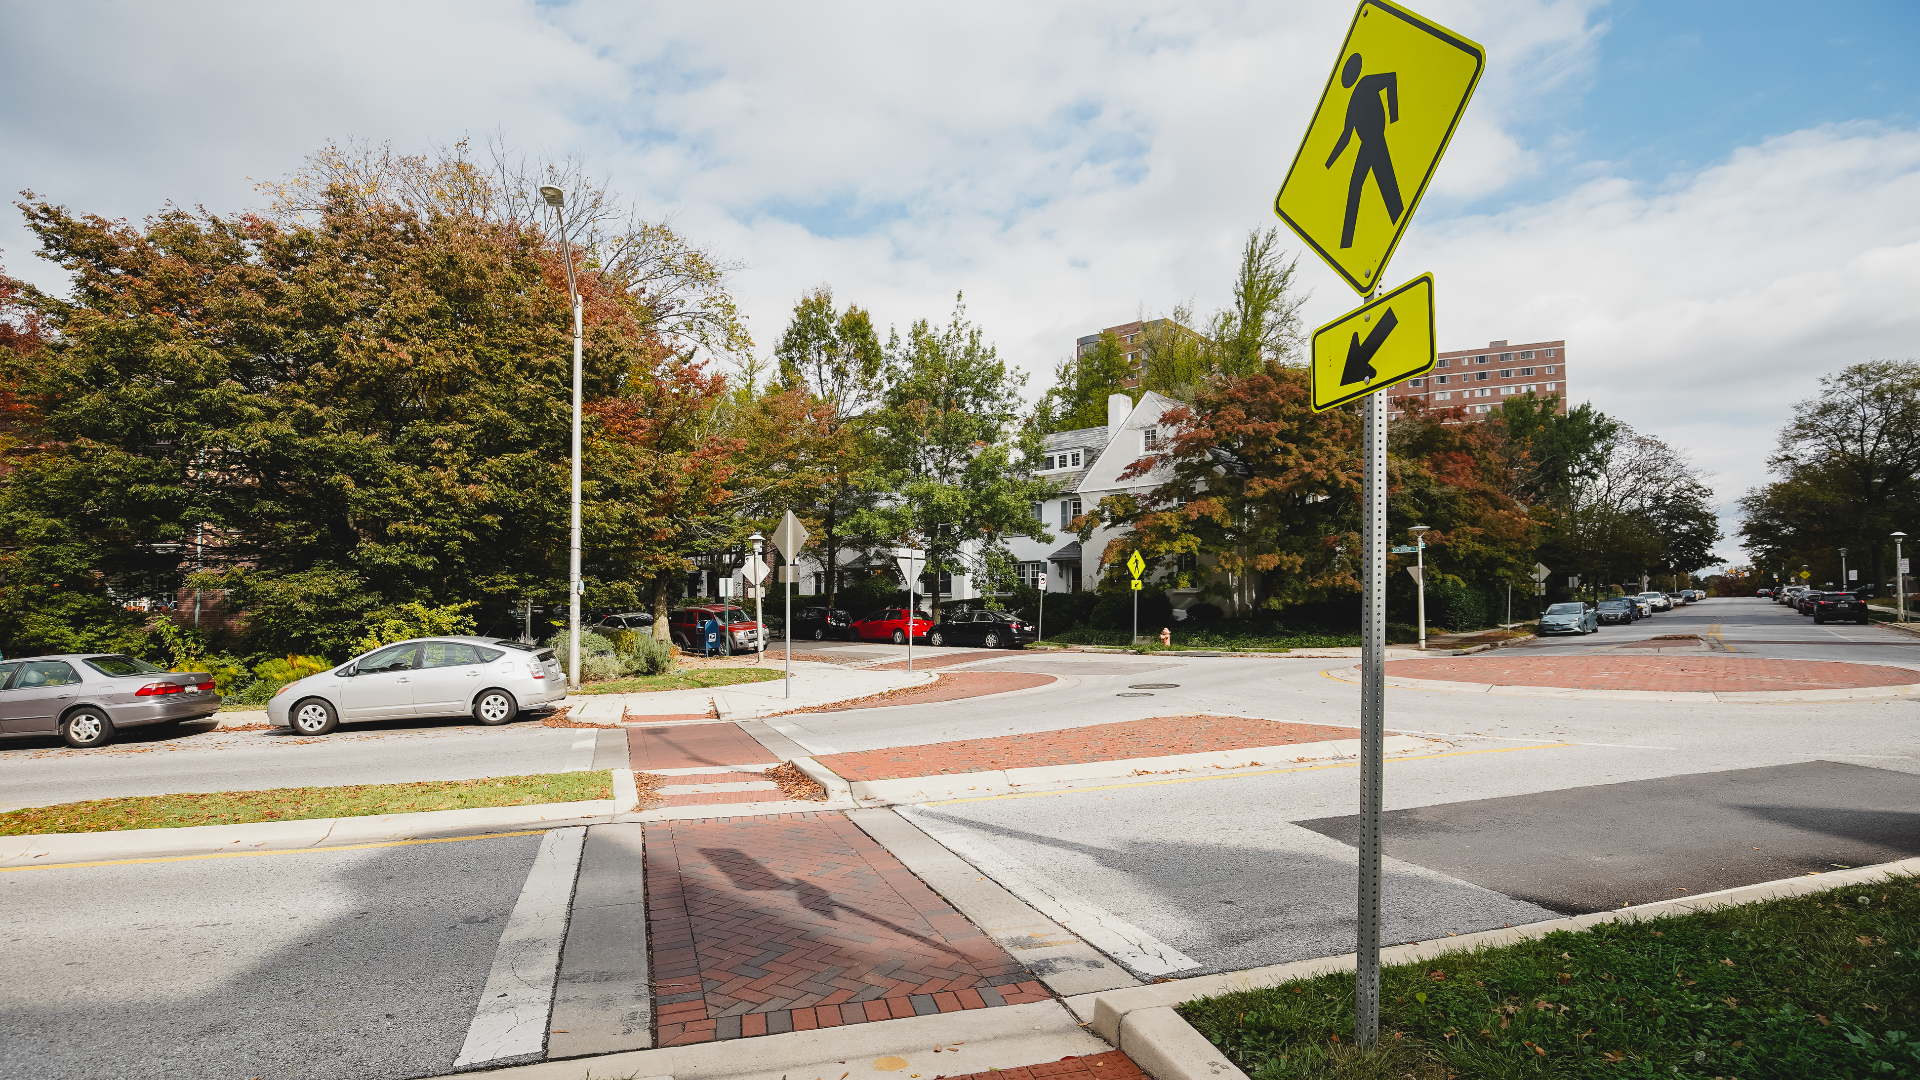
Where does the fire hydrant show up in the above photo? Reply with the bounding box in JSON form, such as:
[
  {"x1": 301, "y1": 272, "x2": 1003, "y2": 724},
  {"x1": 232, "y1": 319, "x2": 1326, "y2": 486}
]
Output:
[{"x1": 1159, "y1": 627, "x2": 1172, "y2": 647}]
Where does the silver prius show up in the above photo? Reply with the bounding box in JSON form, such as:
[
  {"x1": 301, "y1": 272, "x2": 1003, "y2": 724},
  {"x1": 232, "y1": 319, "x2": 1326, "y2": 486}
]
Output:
[
  {"x1": 265, "y1": 637, "x2": 566, "y2": 736},
  {"x1": 0, "y1": 654, "x2": 221, "y2": 748}
]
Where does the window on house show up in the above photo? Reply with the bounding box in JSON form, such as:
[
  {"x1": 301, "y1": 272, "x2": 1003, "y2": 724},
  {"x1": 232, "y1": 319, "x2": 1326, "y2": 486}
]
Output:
[
  {"x1": 1144, "y1": 430, "x2": 1158, "y2": 450},
  {"x1": 1060, "y1": 499, "x2": 1081, "y2": 529},
  {"x1": 1519, "y1": 367, "x2": 1534, "y2": 377},
  {"x1": 1475, "y1": 371, "x2": 1488, "y2": 381},
  {"x1": 1499, "y1": 369, "x2": 1512, "y2": 378},
  {"x1": 1069, "y1": 450, "x2": 1082, "y2": 468},
  {"x1": 1519, "y1": 350, "x2": 1534, "y2": 359},
  {"x1": 1043, "y1": 454, "x2": 1055, "y2": 470},
  {"x1": 1032, "y1": 502, "x2": 1044, "y2": 522},
  {"x1": 1019, "y1": 561, "x2": 1047, "y2": 588}
]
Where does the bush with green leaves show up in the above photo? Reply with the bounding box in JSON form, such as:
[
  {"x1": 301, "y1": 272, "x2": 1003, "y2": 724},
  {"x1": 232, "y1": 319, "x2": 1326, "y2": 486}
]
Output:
[{"x1": 351, "y1": 601, "x2": 479, "y2": 655}]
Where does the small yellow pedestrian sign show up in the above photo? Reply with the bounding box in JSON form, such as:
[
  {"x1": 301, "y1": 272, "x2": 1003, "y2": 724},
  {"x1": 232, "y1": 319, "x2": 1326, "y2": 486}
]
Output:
[
  {"x1": 1799, "y1": 570, "x2": 1811, "y2": 580},
  {"x1": 1273, "y1": 0, "x2": 1484, "y2": 296},
  {"x1": 1127, "y1": 551, "x2": 1146, "y2": 579},
  {"x1": 1308, "y1": 273, "x2": 1434, "y2": 412}
]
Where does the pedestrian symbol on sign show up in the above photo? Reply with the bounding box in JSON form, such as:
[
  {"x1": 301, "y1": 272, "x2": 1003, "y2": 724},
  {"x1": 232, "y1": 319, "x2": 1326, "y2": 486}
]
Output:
[{"x1": 1327, "y1": 52, "x2": 1403, "y2": 250}]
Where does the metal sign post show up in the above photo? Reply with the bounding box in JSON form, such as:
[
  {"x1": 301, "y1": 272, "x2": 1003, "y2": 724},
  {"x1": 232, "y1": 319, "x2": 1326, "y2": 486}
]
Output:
[
  {"x1": 1038, "y1": 572, "x2": 1048, "y2": 642},
  {"x1": 1128, "y1": 551, "x2": 1146, "y2": 644},
  {"x1": 771, "y1": 511, "x2": 809, "y2": 699},
  {"x1": 1356, "y1": 388, "x2": 1388, "y2": 1045}
]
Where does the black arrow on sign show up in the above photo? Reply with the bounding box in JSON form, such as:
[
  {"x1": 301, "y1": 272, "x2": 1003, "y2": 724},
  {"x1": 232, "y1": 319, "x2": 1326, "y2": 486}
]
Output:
[{"x1": 1341, "y1": 308, "x2": 1399, "y2": 385}]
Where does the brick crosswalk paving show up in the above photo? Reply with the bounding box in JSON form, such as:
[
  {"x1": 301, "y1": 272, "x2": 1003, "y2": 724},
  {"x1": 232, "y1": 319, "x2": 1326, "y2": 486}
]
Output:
[
  {"x1": 775, "y1": 671, "x2": 1056, "y2": 715},
  {"x1": 942, "y1": 1052, "x2": 1148, "y2": 1080},
  {"x1": 645, "y1": 812, "x2": 1049, "y2": 1044},
  {"x1": 817, "y1": 714, "x2": 1360, "y2": 781},
  {"x1": 629, "y1": 722, "x2": 776, "y2": 772},
  {"x1": 864, "y1": 650, "x2": 1003, "y2": 672},
  {"x1": 1385, "y1": 654, "x2": 1919, "y2": 692}
]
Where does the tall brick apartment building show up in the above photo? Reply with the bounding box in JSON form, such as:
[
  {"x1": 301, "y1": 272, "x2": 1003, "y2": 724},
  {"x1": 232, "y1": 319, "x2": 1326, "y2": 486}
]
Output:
[
  {"x1": 1386, "y1": 338, "x2": 1568, "y2": 421},
  {"x1": 1075, "y1": 318, "x2": 1200, "y2": 388}
]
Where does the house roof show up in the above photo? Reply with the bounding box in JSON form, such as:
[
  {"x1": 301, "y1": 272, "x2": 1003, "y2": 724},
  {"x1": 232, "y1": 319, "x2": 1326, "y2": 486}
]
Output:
[{"x1": 1047, "y1": 541, "x2": 1083, "y2": 562}]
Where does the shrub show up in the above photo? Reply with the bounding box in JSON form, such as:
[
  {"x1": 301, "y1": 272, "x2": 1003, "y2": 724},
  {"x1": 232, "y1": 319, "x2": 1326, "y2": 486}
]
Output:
[
  {"x1": 610, "y1": 630, "x2": 675, "y2": 676},
  {"x1": 581, "y1": 651, "x2": 623, "y2": 682},
  {"x1": 351, "y1": 601, "x2": 479, "y2": 655}
]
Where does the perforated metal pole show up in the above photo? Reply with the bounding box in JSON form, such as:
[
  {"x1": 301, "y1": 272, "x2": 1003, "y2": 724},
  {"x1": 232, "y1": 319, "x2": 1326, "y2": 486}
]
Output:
[{"x1": 1356, "y1": 387, "x2": 1388, "y2": 1048}]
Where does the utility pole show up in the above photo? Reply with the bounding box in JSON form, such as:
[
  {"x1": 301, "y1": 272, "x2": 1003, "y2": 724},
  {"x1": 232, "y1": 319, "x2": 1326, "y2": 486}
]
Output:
[{"x1": 539, "y1": 185, "x2": 585, "y2": 691}]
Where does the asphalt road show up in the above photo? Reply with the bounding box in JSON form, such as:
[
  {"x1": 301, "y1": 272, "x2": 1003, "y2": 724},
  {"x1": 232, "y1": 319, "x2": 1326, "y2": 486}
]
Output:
[{"x1": 0, "y1": 831, "x2": 544, "y2": 1080}]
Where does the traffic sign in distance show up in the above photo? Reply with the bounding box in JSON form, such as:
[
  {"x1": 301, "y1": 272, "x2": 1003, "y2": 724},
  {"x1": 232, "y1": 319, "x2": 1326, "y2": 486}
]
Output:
[
  {"x1": 1532, "y1": 562, "x2": 1551, "y2": 582},
  {"x1": 1389, "y1": 544, "x2": 1418, "y2": 554},
  {"x1": 1273, "y1": 0, "x2": 1484, "y2": 296},
  {"x1": 1127, "y1": 551, "x2": 1146, "y2": 579},
  {"x1": 1405, "y1": 565, "x2": 1423, "y2": 585},
  {"x1": 1309, "y1": 273, "x2": 1434, "y2": 412},
  {"x1": 1800, "y1": 570, "x2": 1811, "y2": 579},
  {"x1": 771, "y1": 510, "x2": 809, "y2": 562}
]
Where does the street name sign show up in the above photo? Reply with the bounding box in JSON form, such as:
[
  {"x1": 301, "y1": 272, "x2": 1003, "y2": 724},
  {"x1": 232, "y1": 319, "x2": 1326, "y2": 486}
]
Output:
[
  {"x1": 1273, "y1": 0, "x2": 1484, "y2": 296},
  {"x1": 1309, "y1": 273, "x2": 1434, "y2": 412},
  {"x1": 1389, "y1": 544, "x2": 1418, "y2": 554}
]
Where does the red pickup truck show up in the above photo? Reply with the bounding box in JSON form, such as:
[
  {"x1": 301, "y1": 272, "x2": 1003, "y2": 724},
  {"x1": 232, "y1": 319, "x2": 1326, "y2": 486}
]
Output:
[{"x1": 666, "y1": 605, "x2": 766, "y2": 653}]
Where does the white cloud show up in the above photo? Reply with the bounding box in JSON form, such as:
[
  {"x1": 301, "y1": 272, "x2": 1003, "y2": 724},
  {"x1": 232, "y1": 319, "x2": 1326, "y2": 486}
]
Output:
[{"x1": 6, "y1": 0, "x2": 1915, "y2": 569}]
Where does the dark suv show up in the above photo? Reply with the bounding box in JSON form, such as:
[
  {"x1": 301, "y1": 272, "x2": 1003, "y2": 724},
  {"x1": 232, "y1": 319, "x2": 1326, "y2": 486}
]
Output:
[
  {"x1": 1812, "y1": 592, "x2": 1870, "y2": 625},
  {"x1": 790, "y1": 607, "x2": 853, "y2": 641},
  {"x1": 925, "y1": 610, "x2": 1037, "y2": 649},
  {"x1": 1796, "y1": 591, "x2": 1827, "y2": 616},
  {"x1": 1596, "y1": 598, "x2": 1637, "y2": 625}
]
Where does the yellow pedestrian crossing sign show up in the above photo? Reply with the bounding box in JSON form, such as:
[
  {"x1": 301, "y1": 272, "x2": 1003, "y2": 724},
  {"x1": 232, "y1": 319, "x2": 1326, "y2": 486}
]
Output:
[
  {"x1": 1273, "y1": 1, "x2": 1484, "y2": 296},
  {"x1": 1309, "y1": 273, "x2": 1434, "y2": 412},
  {"x1": 1127, "y1": 551, "x2": 1146, "y2": 579}
]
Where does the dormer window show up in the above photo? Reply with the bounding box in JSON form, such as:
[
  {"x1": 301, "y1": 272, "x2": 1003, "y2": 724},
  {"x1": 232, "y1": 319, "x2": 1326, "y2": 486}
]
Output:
[
  {"x1": 1042, "y1": 450, "x2": 1083, "y2": 471},
  {"x1": 1144, "y1": 430, "x2": 1159, "y2": 450}
]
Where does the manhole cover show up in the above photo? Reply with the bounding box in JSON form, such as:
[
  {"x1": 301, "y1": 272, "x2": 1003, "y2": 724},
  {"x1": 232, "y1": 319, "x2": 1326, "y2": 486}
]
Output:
[
  {"x1": 1116, "y1": 692, "x2": 1155, "y2": 697},
  {"x1": 1129, "y1": 683, "x2": 1180, "y2": 689}
]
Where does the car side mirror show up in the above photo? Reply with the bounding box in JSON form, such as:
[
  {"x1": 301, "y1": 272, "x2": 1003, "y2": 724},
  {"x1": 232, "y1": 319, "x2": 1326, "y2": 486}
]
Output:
[{"x1": 337, "y1": 665, "x2": 357, "y2": 678}]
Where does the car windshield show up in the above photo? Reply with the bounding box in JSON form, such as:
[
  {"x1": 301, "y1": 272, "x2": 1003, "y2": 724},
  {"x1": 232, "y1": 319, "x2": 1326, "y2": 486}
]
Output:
[
  {"x1": 84, "y1": 655, "x2": 167, "y2": 677},
  {"x1": 1598, "y1": 600, "x2": 1628, "y2": 608},
  {"x1": 1545, "y1": 604, "x2": 1583, "y2": 615},
  {"x1": 721, "y1": 607, "x2": 750, "y2": 623}
]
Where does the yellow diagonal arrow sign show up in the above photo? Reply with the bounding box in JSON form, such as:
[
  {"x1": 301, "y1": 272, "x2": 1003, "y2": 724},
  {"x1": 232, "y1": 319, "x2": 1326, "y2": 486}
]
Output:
[{"x1": 1309, "y1": 273, "x2": 1435, "y2": 412}]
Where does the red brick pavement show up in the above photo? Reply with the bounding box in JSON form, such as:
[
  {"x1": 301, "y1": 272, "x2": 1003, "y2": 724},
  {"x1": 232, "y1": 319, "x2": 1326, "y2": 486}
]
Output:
[
  {"x1": 865, "y1": 650, "x2": 1004, "y2": 672},
  {"x1": 777, "y1": 671, "x2": 1056, "y2": 715},
  {"x1": 941, "y1": 1052, "x2": 1148, "y2": 1080},
  {"x1": 629, "y1": 722, "x2": 775, "y2": 772},
  {"x1": 645, "y1": 812, "x2": 1049, "y2": 1044},
  {"x1": 622, "y1": 712, "x2": 714, "y2": 724},
  {"x1": 1386, "y1": 654, "x2": 1920, "y2": 692},
  {"x1": 817, "y1": 714, "x2": 1360, "y2": 781},
  {"x1": 654, "y1": 769, "x2": 790, "y2": 808}
]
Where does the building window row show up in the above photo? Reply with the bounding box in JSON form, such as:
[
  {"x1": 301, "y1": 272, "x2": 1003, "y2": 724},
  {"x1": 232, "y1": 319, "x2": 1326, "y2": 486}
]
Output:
[{"x1": 1043, "y1": 450, "x2": 1083, "y2": 471}]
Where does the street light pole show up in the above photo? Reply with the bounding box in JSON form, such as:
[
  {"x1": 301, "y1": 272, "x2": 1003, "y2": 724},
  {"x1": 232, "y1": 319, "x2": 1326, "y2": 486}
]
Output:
[
  {"x1": 1895, "y1": 533, "x2": 1908, "y2": 623},
  {"x1": 540, "y1": 185, "x2": 584, "y2": 691},
  {"x1": 1841, "y1": 547, "x2": 1849, "y2": 591},
  {"x1": 1410, "y1": 525, "x2": 1430, "y2": 650},
  {"x1": 749, "y1": 532, "x2": 765, "y2": 664}
]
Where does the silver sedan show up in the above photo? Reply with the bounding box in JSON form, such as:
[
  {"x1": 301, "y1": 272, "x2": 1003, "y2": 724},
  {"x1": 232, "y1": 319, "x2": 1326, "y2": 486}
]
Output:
[
  {"x1": 0, "y1": 654, "x2": 221, "y2": 748},
  {"x1": 265, "y1": 637, "x2": 566, "y2": 736}
]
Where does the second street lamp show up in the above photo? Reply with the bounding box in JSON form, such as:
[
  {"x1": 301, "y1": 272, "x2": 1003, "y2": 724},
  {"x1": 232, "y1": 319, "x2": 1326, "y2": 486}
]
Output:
[
  {"x1": 1409, "y1": 525, "x2": 1430, "y2": 651},
  {"x1": 541, "y1": 184, "x2": 585, "y2": 691}
]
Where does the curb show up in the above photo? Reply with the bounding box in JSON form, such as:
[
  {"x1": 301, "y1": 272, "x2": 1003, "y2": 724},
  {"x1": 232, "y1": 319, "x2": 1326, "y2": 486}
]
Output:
[
  {"x1": 1072, "y1": 855, "x2": 1920, "y2": 1080},
  {"x1": 830, "y1": 734, "x2": 1437, "y2": 805}
]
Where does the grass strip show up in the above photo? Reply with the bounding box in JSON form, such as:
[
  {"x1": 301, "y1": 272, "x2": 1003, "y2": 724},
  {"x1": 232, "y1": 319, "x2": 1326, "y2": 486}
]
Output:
[
  {"x1": 0, "y1": 771, "x2": 614, "y2": 835},
  {"x1": 569, "y1": 667, "x2": 784, "y2": 695},
  {"x1": 1179, "y1": 876, "x2": 1920, "y2": 1079}
]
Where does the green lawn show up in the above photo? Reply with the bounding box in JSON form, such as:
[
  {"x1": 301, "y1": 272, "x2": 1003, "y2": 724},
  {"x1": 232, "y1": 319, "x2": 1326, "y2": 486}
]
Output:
[
  {"x1": 1179, "y1": 876, "x2": 1920, "y2": 1078},
  {"x1": 569, "y1": 667, "x2": 785, "y2": 695},
  {"x1": 0, "y1": 771, "x2": 613, "y2": 835}
]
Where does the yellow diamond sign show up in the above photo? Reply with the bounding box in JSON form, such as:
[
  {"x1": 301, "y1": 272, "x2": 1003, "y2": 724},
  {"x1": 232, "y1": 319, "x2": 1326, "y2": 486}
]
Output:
[
  {"x1": 1127, "y1": 551, "x2": 1146, "y2": 579},
  {"x1": 1274, "y1": 0, "x2": 1484, "y2": 296},
  {"x1": 1309, "y1": 273, "x2": 1434, "y2": 412}
]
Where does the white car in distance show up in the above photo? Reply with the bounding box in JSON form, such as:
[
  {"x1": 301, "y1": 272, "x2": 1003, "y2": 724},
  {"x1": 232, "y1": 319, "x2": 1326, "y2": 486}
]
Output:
[{"x1": 266, "y1": 637, "x2": 566, "y2": 736}]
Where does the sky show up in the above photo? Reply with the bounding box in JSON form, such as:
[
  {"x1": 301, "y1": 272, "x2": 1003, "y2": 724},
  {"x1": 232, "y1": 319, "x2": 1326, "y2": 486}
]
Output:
[{"x1": 3, "y1": 0, "x2": 1918, "y2": 569}]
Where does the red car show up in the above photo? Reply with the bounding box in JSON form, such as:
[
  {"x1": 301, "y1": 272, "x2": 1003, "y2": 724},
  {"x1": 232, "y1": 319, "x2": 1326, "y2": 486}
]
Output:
[
  {"x1": 851, "y1": 607, "x2": 934, "y2": 644},
  {"x1": 666, "y1": 605, "x2": 766, "y2": 654}
]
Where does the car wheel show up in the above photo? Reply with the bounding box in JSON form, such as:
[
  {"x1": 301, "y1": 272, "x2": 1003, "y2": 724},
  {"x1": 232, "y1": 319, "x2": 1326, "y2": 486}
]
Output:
[
  {"x1": 1814, "y1": 615, "x2": 1824, "y2": 624},
  {"x1": 983, "y1": 630, "x2": 1003, "y2": 648},
  {"x1": 928, "y1": 629, "x2": 946, "y2": 647},
  {"x1": 474, "y1": 689, "x2": 518, "y2": 726},
  {"x1": 891, "y1": 629, "x2": 906, "y2": 645},
  {"x1": 60, "y1": 707, "x2": 115, "y2": 749},
  {"x1": 289, "y1": 698, "x2": 338, "y2": 736},
  {"x1": 812, "y1": 627, "x2": 825, "y2": 640},
  {"x1": 1859, "y1": 616, "x2": 1871, "y2": 625}
]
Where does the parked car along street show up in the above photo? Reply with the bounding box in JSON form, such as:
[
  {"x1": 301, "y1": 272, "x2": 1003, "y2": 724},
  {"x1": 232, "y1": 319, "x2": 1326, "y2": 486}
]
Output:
[
  {"x1": 789, "y1": 607, "x2": 853, "y2": 641},
  {"x1": 851, "y1": 608, "x2": 934, "y2": 644},
  {"x1": 1538, "y1": 602, "x2": 1599, "y2": 635},
  {"x1": 665, "y1": 605, "x2": 765, "y2": 654},
  {"x1": 590, "y1": 611, "x2": 655, "y2": 638},
  {"x1": 1595, "y1": 598, "x2": 1637, "y2": 625},
  {"x1": 1812, "y1": 592, "x2": 1871, "y2": 625},
  {"x1": 1636, "y1": 590, "x2": 1673, "y2": 612},
  {"x1": 925, "y1": 610, "x2": 1038, "y2": 648},
  {"x1": 0, "y1": 654, "x2": 220, "y2": 748},
  {"x1": 265, "y1": 638, "x2": 565, "y2": 736}
]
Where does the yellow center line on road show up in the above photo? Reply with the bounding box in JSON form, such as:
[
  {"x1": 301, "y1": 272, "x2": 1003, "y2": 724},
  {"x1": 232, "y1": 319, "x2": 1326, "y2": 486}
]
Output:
[
  {"x1": 922, "y1": 742, "x2": 1577, "y2": 807},
  {"x1": 0, "y1": 828, "x2": 546, "y2": 874}
]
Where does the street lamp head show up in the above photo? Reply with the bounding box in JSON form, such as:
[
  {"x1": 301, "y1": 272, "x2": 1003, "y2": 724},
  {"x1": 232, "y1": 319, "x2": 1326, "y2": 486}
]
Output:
[
  {"x1": 539, "y1": 185, "x2": 565, "y2": 207},
  {"x1": 1409, "y1": 524, "x2": 1431, "y2": 535},
  {"x1": 1894, "y1": 531, "x2": 1908, "y2": 539}
]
